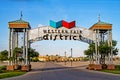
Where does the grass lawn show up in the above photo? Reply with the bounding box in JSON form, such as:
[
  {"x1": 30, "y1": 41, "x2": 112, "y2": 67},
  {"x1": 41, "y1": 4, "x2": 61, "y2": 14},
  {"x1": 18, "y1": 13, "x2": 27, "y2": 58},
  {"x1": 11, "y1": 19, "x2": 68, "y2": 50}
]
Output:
[
  {"x1": 0, "y1": 71, "x2": 26, "y2": 79},
  {"x1": 100, "y1": 65, "x2": 120, "y2": 74},
  {"x1": 101, "y1": 69, "x2": 120, "y2": 74}
]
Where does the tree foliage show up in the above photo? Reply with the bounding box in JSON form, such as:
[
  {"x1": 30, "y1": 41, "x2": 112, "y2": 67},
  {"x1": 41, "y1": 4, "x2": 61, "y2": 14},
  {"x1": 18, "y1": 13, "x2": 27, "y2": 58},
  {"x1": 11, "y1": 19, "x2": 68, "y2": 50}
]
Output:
[
  {"x1": 13, "y1": 47, "x2": 23, "y2": 57},
  {"x1": 98, "y1": 42, "x2": 111, "y2": 55},
  {"x1": 13, "y1": 47, "x2": 39, "y2": 59},
  {"x1": 84, "y1": 49, "x2": 92, "y2": 56},
  {"x1": 28, "y1": 48, "x2": 39, "y2": 58},
  {"x1": 84, "y1": 40, "x2": 119, "y2": 64},
  {"x1": 84, "y1": 43, "x2": 95, "y2": 56},
  {"x1": 112, "y1": 40, "x2": 118, "y2": 55},
  {"x1": 0, "y1": 50, "x2": 8, "y2": 61}
]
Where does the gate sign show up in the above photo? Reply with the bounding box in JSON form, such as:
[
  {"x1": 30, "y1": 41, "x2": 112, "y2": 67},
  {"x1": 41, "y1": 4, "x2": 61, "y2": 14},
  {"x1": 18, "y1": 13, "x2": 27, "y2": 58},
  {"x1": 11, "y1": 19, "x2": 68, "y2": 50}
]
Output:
[
  {"x1": 28, "y1": 20, "x2": 95, "y2": 44},
  {"x1": 50, "y1": 20, "x2": 75, "y2": 29}
]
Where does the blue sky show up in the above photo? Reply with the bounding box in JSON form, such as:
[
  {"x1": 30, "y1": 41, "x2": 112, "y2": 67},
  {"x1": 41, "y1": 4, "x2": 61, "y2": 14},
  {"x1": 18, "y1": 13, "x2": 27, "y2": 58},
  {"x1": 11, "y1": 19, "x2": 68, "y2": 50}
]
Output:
[{"x1": 0, "y1": 0, "x2": 120, "y2": 57}]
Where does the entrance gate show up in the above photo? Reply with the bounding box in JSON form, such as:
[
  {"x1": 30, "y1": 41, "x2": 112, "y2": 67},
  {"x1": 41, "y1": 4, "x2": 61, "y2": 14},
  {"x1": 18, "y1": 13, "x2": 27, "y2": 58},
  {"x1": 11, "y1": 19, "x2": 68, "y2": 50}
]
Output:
[{"x1": 7, "y1": 16, "x2": 114, "y2": 71}]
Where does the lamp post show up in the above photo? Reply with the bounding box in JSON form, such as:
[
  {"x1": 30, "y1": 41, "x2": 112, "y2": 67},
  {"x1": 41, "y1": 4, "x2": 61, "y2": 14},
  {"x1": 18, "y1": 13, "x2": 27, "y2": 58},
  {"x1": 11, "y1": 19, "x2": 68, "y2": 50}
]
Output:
[
  {"x1": 64, "y1": 51, "x2": 66, "y2": 65},
  {"x1": 71, "y1": 48, "x2": 72, "y2": 66}
]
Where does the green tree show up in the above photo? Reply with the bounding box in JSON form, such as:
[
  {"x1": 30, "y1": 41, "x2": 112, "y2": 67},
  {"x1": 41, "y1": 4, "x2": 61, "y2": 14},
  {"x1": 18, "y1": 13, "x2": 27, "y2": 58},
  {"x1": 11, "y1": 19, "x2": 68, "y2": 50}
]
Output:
[
  {"x1": 84, "y1": 49, "x2": 93, "y2": 62},
  {"x1": 84, "y1": 43, "x2": 95, "y2": 63},
  {"x1": 113, "y1": 48, "x2": 118, "y2": 55},
  {"x1": 84, "y1": 40, "x2": 118, "y2": 65},
  {"x1": 13, "y1": 47, "x2": 23, "y2": 64},
  {"x1": 99, "y1": 40, "x2": 118, "y2": 64},
  {"x1": 84, "y1": 43, "x2": 95, "y2": 56},
  {"x1": 98, "y1": 41, "x2": 111, "y2": 64},
  {"x1": 112, "y1": 40, "x2": 118, "y2": 55},
  {"x1": 84, "y1": 49, "x2": 92, "y2": 56},
  {"x1": 28, "y1": 48, "x2": 39, "y2": 62},
  {"x1": 13, "y1": 47, "x2": 23, "y2": 57},
  {"x1": 0, "y1": 50, "x2": 8, "y2": 61}
]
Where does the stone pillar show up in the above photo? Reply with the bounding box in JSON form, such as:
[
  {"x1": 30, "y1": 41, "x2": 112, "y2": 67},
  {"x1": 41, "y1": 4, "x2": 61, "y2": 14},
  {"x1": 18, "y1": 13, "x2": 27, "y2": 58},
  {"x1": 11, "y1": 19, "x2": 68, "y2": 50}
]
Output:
[
  {"x1": 107, "y1": 30, "x2": 114, "y2": 70},
  {"x1": 21, "y1": 29, "x2": 31, "y2": 71},
  {"x1": 28, "y1": 41, "x2": 31, "y2": 65},
  {"x1": 11, "y1": 28, "x2": 14, "y2": 65},
  {"x1": 94, "y1": 29, "x2": 102, "y2": 70},
  {"x1": 23, "y1": 29, "x2": 26, "y2": 64},
  {"x1": 25, "y1": 29, "x2": 28, "y2": 65},
  {"x1": 95, "y1": 30, "x2": 98, "y2": 64},
  {"x1": 28, "y1": 41, "x2": 30, "y2": 48},
  {"x1": 108, "y1": 30, "x2": 111, "y2": 64},
  {"x1": 7, "y1": 28, "x2": 15, "y2": 70},
  {"x1": 107, "y1": 30, "x2": 113, "y2": 64},
  {"x1": 13, "y1": 31, "x2": 15, "y2": 50},
  {"x1": 8, "y1": 28, "x2": 11, "y2": 65},
  {"x1": 95, "y1": 30, "x2": 100, "y2": 64},
  {"x1": 15, "y1": 32, "x2": 18, "y2": 48},
  {"x1": 110, "y1": 30, "x2": 113, "y2": 64},
  {"x1": 97, "y1": 29, "x2": 100, "y2": 64}
]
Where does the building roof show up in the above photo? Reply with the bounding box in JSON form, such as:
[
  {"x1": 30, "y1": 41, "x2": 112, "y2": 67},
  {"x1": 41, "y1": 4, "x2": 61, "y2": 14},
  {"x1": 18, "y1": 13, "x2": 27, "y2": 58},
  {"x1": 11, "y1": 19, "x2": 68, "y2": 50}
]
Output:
[
  {"x1": 9, "y1": 19, "x2": 29, "y2": 23},
  {"x1": 89, "y1": 21, "x2": 112, "y2": 30},
  {"x1": 8, "y1": 19, "x2": 31, "y2": 29},
  {"x1": 93, "y1": 21, "x2": 112, "y2": 25}
]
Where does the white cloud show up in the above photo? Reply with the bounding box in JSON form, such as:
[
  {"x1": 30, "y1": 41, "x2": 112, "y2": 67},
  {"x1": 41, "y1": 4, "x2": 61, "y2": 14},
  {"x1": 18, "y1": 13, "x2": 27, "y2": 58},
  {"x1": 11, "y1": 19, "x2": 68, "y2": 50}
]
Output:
[{"x1": 38, "y1": 24, "x2": 44, "y2": 27}]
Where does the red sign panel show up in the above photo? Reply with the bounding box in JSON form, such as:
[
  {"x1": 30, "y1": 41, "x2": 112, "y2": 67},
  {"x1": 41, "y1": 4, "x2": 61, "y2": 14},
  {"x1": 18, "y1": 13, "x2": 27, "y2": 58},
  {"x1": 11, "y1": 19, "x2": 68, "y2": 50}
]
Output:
[{"x1": 62, "y1": 20, "x2": 75, "y2": 29}]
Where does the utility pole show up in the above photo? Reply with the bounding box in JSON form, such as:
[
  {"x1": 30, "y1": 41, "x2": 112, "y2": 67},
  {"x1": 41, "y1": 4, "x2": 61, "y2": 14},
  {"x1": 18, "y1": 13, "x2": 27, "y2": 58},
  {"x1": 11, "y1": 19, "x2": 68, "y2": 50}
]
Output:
[
  {"x1": 71, "y1": 48, "x2": 72, "y2": 66},
  {"x1": 64, "y1": 51, "x2": 66, "y2": 65}
]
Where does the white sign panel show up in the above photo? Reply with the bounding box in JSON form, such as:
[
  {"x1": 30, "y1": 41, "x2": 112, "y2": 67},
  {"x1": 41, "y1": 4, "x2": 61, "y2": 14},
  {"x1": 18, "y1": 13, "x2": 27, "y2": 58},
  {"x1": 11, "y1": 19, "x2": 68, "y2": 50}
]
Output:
[{"x1": 28, "y1": 26, "x2": 95, "y2": 43}]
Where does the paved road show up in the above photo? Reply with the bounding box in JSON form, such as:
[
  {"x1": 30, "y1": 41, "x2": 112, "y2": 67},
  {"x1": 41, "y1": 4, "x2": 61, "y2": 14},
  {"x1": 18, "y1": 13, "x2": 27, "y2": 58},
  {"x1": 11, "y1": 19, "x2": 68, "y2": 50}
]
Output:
[{"x1": 2, "y1": 62, "x2": 120, "y2": 80}]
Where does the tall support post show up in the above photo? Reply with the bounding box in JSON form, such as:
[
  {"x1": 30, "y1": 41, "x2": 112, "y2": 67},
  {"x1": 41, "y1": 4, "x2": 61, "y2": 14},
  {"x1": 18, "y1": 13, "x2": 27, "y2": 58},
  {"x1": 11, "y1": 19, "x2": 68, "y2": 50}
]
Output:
[
  {"x1": 102, "y1": 33, "x2": 104, "y2": 42},
  {"x1": 23, "y1": 29, "x2": 26, "y2": 65},
  {"x1": 97, "y1": 29, "x2": 100, "y2": 64},
  {"x1": 8, "y1": 28, "x2": 11, "y2": 65},
  {"x1": 110, "y1": 30, "x2": 113, "y2": 64},
  {"x1": 94, "y1": 29, "x2": 102, "y2": 70},
  {"x1": 13, "y1": 32, "x2": 15, "y2": 49},
  {"x1": 13, "y1": 31, "x2": 16, "y2": 64},
  {"x1": 11, "y1": 28, "x2": 14, "y2": 65},
  {"x1": 25, "y1": 29, "x2": 28, "y2": 65},
  {"x1": 28, "y1": 41, "x2": 31, "y2": 65},
  {"x1": 107, "y1": 30, "x2": 115, "y2": 69},
  {"x1": 108, "y1": 30, "x2": 113, "y2": 64},
  {"x1": 95, "y1": 30, "x2": 98, "y2": 64},
  {"x1": 28, "y1": 41, "x2": 31, "y2": 48},
  {"x1": 7, "y1": 28, "x2": 15, "y2": 70},
  {"x1": 108, "y1": 30, "x2": 111, "y2": 64},
  {"x1": 15, "y1": 32, "x2": 18, "y2": 48}
]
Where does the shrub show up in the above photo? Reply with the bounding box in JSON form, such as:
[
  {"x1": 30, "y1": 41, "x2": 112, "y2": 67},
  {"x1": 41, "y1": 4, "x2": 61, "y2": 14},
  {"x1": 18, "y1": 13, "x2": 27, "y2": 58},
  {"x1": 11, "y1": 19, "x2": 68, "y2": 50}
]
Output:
[
  {"x1": 0, "y1": 65, "x2": 6, "y2": 73},
  {"x1": 115, "y1": 65, "x2": 120, "y2": 70},
  {"x1": 0, "y1": 66, "x2": 6, "y2": 70}
]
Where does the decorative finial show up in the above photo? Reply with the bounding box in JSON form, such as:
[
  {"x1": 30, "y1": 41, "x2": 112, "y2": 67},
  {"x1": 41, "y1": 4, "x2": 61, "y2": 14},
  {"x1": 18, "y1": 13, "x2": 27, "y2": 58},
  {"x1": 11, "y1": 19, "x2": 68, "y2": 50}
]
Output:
[
  {"x1": 20, "y1": 11, "x2": 23, "y2": 20},
  {"x1": 98, "y1": 14, "x2": 101, "y2": 22}
]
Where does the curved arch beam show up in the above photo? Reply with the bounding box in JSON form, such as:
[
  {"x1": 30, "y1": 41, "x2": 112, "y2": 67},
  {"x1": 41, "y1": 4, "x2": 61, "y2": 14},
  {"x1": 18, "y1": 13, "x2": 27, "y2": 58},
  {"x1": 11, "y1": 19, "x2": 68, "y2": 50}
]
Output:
[{"x1": 28, "y1": 26, "x2": 95, "y2": 44}]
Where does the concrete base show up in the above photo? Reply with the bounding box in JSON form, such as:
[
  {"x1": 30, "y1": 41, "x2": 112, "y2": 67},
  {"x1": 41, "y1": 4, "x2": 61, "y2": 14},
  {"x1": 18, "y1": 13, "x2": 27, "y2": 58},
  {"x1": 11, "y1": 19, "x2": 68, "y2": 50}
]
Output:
[
  {"x1": 107, "y1": 64, "x2": 115, "y2": 70},
  {"x1": 14, "y1": 64, "x2": 19, "y2": 70},
  {"x1": 21, "y1": 65, "x2": 31, "y2": 71},
  {"x1": 94, "y1": 64, "x2": 102, "y2": 70},
  {"x1": 7, "y1": 65, "x2": 14, "y2": 71},
  {"x1": 88, "y1": 64, "x2": 95, "y2": 70}
]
